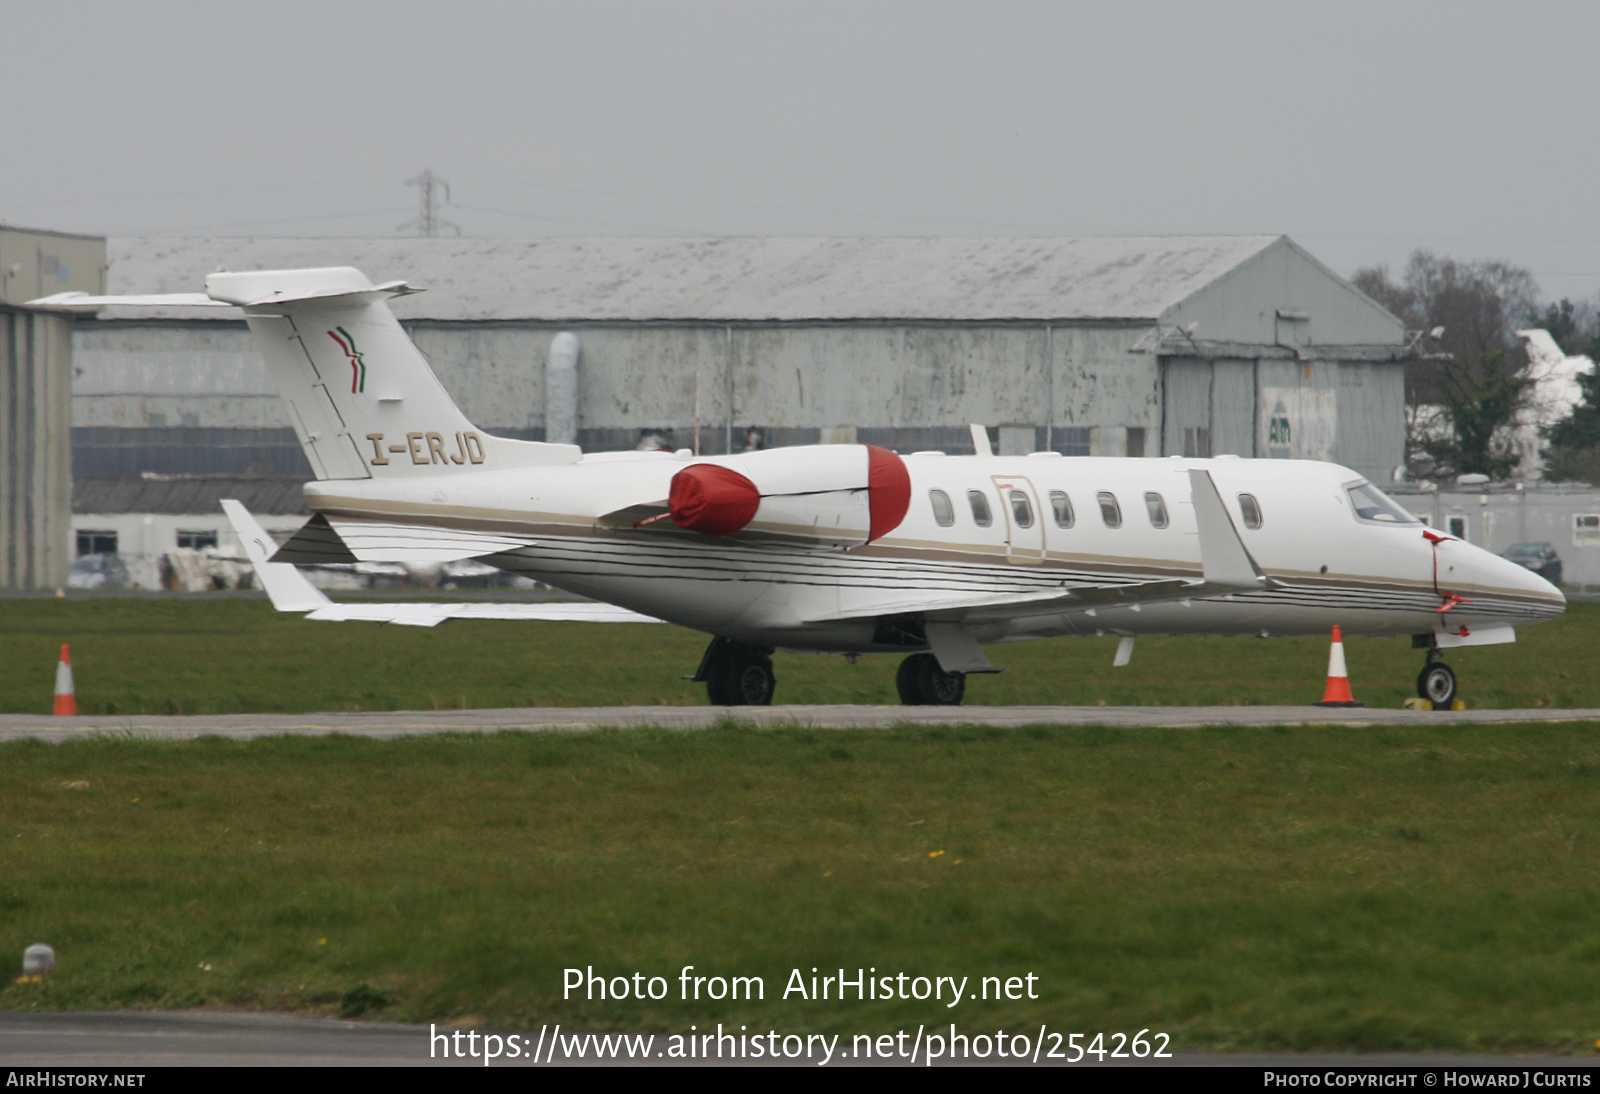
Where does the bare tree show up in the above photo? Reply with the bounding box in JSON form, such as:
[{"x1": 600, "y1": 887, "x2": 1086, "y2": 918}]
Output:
[{"x1": 1353, "y1": 251, "x2": 1538, "y2": 481}]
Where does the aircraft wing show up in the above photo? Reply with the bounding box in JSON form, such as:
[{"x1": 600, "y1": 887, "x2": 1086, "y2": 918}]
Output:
[
  {"x1": 222, "y1": 500, "x2": 661, "y2": 626},
  {"x1": 802, "y1": 577, "x2": 1237, "y2": 626},
  {"x1": 301, "y1": 601, "x2": 663, "y2": 627}
]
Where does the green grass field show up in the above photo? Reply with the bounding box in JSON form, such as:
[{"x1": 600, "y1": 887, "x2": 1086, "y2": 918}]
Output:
[
  {"x1": 0, "y1": 594, "x2": 1597, "y2": 713},
  {"x1": 5, "y1": 723, "x2": 1600, "y2": 1051},
  {"x1": 5, "y1": 595, "x2": 1600, "y2": 1051}
]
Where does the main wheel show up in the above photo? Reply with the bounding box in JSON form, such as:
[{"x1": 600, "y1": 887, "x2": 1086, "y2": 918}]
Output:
[
  {"x1": 712, "y1": 649, "x2": 776, "y2": 706},
  {"x1": 895, "y1": 655, "x2": 925, "y2": 705},
  {"x1": 1417, "y1": 661, "x2": 1457, "y2": 708},
  {"x1": 896, "y1": 652, "x2": 966, "y2": 706}
]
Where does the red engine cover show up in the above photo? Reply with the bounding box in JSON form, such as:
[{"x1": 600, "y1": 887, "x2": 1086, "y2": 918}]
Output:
[
  {"x1": 668, "y1": 464, "x2": 761, "y2": 536},
  {"x1": 866, "y1": 445, "x2": 911, "y2": 542}
]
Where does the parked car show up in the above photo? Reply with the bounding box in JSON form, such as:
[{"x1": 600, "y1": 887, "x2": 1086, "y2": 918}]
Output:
[
  {"x1": 1501, "y1": 542, "x2": 1563, "y2": 586},
  {"x1": 67, "y1": 553, "x2": 130, "y2": 589}
]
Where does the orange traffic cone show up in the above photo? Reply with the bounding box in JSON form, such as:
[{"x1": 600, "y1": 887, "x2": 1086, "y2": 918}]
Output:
[
  {"x1": 1314, "y1": 626, "x2": 1363, "y2": 707},
  {"x1": 53, "y1": 645, "x2": 76, "y2": 716}
]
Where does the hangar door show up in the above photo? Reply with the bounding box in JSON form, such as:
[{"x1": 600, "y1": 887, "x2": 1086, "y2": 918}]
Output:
[{"x1": 1160, "y1": 357, "x2": 1254, "y2": 458}]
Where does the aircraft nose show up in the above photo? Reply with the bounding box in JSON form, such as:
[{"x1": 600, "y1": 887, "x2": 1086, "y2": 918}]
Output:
[{"x1": 1476, "y1": 548, "x2": 1566, "y2": 618}]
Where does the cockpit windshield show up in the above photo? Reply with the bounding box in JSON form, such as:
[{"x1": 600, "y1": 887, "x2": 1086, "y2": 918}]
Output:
[{"x1": 1345, "y1": 481, "x2": 1419, "y2": 525}]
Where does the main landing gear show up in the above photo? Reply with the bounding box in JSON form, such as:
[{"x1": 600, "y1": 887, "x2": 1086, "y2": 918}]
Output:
[
  {"x1": 896, "y1": 652, "x2": 966, "y2": 706},
  {"x1": 694, "y1": 637, "x2": 776, "y2": 706},
  {"x1": 1413, "y1": 636, "x2": 1458, "y2": 709},
  {"x1": 691, "y1": 641, "x2": 969, "y2": 707}
]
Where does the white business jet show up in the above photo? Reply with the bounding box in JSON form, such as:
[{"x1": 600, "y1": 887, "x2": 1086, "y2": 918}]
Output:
[{"x1": 35, "y1": 268, "x2": 1564, "y2": 708}]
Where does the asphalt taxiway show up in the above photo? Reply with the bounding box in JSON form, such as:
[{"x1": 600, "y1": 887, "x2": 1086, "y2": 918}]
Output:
[{"x1": 2, "y1": 703, "x2": 1598, "y2": 743}]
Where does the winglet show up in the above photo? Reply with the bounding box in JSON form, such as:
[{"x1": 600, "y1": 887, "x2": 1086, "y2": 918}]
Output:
[
  {"x1": 220, "y1": 499, "x2": 332, "y2": 613},
  {"x1": 1187, "y1": 469, "x2": 1270, "y2": 589}
]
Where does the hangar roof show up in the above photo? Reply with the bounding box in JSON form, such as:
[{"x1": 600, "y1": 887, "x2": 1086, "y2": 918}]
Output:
[
  {"x1": 102, "y1": 235, "x2": 1291, "y2": 324},
  {"x1": 73, "y1": 476, "x2": 308, "y2": 516}
]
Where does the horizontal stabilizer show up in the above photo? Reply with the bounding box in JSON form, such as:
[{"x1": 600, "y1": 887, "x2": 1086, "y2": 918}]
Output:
[
  {"x1": 206, "y1": 269, "x2": 416, "y2": 308},
  {"x1": 29, "y1": 291, "x2": 232, "y2": 310},
  {"x1": 270, "y1": 514, "x2": 360, "y2": 564},
  {"x1": 39, "y1": 266, "x2": 583, "y2": 482},
  {"x1": 28, "y1": 269, "x2": 417, "y2": 311}
]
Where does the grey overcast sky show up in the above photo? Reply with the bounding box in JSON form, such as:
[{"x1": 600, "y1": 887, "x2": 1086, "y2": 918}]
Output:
[{"x1": 5, "y1": 1, "x2": 1598, "y2": 301}]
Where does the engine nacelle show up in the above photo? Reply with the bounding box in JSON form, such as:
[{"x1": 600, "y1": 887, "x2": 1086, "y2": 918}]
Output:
[
  {"x1": 667, "y1": 444, "x2": 910, "y2": 547},
  {"x1": 668, "y1": 463, "x2": 761, "y2": 536}
]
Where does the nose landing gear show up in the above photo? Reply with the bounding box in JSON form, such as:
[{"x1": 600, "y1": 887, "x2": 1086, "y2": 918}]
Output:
[{"x1": 1413, "y1": 637, "x2": 1458, "y2": 709}]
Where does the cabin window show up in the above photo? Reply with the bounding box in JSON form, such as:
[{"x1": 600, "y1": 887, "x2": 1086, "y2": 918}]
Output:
[
  {"x1": 929, "y1": 489, "x2": 955, "y2": 527},
  {"x1": 1008, "y1": 490, "x2": 1034, "y2": 528},
  {"x1": 1144, "y1": 492, "x2": 1169, "y2": 529},
  {"x1": 1049, "y1": 490, "x2": 1075, "y2": 528},
  {"x1": 1097, "y1": 491, "x2": 1122, "y2": 528},
  {"x1": 968, "y1": 490, "x2": 992, "y2": 527},
  {"x1": 1238, "y1": 493, "x2": 1263, "y2": 529},
  {"x1": 1346, "y1": 481, "x2": 1419, "y2": 525}
]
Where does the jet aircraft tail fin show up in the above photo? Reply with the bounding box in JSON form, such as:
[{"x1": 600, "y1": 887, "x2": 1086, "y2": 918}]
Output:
[{"x1": 33, "y1": 268, "x2": 582, "y2": 482}]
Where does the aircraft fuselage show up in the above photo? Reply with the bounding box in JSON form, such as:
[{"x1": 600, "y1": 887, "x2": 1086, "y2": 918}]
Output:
[{"x1": 302, "y1": 448, "x2": 1564, "y2": 655}]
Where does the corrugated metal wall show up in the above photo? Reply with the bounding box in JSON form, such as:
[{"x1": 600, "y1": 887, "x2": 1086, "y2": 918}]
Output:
[
  {"x1": 73, "y1": 321, "x2": 1164, "y2": 464},
  {"x1": 1, "y1": 306, "x2": 72, "y2": 588},
  {"x1": 68, "y1": 234, "x2": 1409, "y2": 483},
  {"x1": 1160, "y1": 358, "x2": 1258, "y2": 459},
  {"x1": 1162, "y1": 355, "x2": 1404, "y2": 483}
]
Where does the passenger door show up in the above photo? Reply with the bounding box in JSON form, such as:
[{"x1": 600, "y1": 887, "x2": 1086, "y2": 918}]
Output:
[{"x1": 991, "y1": 476, "x2": 1046, "y2": 564}]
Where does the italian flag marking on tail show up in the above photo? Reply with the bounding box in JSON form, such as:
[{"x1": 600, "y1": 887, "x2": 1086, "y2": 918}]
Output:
[{"x1": 328, "y1": 327, "x2": 366, "y2": 393}]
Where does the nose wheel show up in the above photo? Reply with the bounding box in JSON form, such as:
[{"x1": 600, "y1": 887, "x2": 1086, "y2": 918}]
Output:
[
  {"x1": 896, "y1": 652, "x2": 966, "y2": 706},
  {"x1": 1416, "y1": 657, "x2": 1458, "y2": 709}
]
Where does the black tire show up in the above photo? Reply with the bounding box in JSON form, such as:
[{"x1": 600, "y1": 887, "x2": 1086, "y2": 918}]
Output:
[
  {"x1": 1417, "y1": 661, "x2": 1457, "y2": 708},
  {"x1": 705, "y1": 667, "x2": 735, "y2": 706},
  {"x1": 896, "y1": 655, "x2": 925, "y2": 705},
  {"x1": 714, "y1": 650, "x2": 776, "y2": 706},
  {"x1": 897, "y1": 652, "x2": 965, "y2": 706}
]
